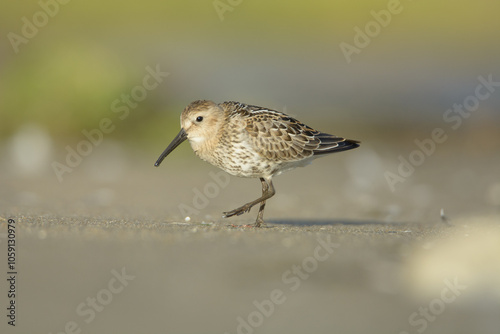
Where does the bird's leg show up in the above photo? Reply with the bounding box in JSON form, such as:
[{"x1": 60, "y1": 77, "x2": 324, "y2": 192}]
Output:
[
  {"x1": 223, "y1": 178, "x2": 275, "y2": 225},
  {"x1": 254, "y1": 178, "x2": 269, "y2": 227}
]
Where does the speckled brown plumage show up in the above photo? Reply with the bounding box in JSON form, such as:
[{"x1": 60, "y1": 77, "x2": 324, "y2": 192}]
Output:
[{"x1": 155, "y1": 100, "x2": 360, "y2": 227}]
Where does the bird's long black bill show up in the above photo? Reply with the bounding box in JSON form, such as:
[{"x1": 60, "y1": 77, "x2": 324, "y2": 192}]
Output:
[{"x1": 154, "y1": 128, "x2": 187, "y2": 167}]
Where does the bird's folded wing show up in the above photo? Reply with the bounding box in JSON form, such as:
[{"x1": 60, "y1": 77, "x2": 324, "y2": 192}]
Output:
[{"x1": 245, "y1": 114, "x2": 358, "y2": 161}]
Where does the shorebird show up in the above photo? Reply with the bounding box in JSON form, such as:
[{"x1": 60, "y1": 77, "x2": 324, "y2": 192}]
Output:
[{"x1": 155, "y1": 100, "x2": 360, "y2": 227}]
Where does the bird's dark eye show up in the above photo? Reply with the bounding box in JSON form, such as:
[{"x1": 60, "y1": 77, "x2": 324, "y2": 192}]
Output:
[{"x1": 196, "y1": 116, "x2": 203, "y2": 122}]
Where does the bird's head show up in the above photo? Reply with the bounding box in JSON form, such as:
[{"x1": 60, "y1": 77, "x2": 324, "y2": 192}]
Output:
[{"x1": 154, "y1": 100, "x2": 223, "y2": 167}]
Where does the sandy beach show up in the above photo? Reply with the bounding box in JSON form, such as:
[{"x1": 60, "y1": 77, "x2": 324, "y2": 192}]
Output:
[{"x1": 1, "y1": 143, "x2": 499, "y2": 334}]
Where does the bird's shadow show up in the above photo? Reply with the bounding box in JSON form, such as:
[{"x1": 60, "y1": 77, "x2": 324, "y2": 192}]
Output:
[{"x1": 268, "y1": 218, "x2": 401, "y2": 226}]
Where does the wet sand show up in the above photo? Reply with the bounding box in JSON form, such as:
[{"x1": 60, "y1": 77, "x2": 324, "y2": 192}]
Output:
[{"x1": 1, "y1": 141, "x2": 499, "y2": 334}]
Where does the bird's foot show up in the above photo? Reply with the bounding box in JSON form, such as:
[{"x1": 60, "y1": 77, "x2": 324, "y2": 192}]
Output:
[
  {"x1": 222, "y1": 204, "x2": 253, "y2": 218},
  {"x1": 227, "y1": 219, "x2": 265, "y2": 228},
  {"x1": 254, "y1": 218, "x2": 266, "y2": 228}
]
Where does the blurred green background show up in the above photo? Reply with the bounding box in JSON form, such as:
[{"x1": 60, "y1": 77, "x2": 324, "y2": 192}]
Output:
[{"x1": 2, "y1": 0, "x2": 499, "y2": 145}]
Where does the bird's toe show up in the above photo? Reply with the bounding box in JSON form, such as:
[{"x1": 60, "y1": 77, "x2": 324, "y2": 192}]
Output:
[{"x1": 222, "y1": 204, "x2": 252, "y2": 218}]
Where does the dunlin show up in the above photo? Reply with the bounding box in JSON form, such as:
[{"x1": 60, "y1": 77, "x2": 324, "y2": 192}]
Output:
[{"x1": 155, "y1": 100, "x2": 360, "y2": 227}]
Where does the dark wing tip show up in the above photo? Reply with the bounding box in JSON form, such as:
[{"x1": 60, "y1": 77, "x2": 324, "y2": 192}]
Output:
[
  {"x1": 344, "y1": 139, "x2": 361, "y2": 147},
  {"x1": 313, "y1": 134, "x2": 360, "y2": 155}
]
